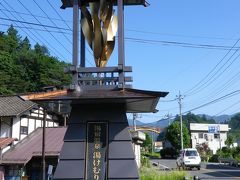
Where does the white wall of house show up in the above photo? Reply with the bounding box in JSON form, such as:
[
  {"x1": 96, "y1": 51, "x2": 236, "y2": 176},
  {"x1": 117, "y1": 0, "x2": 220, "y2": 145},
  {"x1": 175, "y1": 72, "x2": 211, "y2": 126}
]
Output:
[
  {"x1": 12, "y1": 117, "x2": 20, "y2": 139},
  {"x1": 190, "y1": 123, "x2": 229, "y2": 154},
  {"x1": 0, "y1": 117, "x2": 11, "y2": 138},
  {"x1": 1, "y1": 107, "x2": 59, "y2": 142}
]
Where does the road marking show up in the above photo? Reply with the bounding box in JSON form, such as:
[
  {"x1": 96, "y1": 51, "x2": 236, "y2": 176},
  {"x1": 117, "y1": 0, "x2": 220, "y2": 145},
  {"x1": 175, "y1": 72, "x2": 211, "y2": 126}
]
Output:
[
  {"x1": 202, "y1": 167, "x2": 240, "y2": 179},
  {"x1": 153, "y1": 161, "x2": 170, "y2": 170}
]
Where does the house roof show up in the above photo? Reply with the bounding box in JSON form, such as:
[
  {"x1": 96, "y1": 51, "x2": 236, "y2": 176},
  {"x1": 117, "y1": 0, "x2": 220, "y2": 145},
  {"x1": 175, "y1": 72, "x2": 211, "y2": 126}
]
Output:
[
  {"x1": 0, "y1": 138, "x2": 17, "y2": 149},
  {"x1": 2, "y1": 127, "x2": 67, "y2": 164},
  {"x1": 0, "y1": 96, "x2": 36, "y2": 117},
  {"x1": 22, "y1": 88, "x2": 168, "y2": 114}
]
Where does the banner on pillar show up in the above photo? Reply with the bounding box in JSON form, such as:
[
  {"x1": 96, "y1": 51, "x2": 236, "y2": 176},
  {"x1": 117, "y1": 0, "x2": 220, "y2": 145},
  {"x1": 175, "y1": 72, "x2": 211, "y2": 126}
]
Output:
[{"x1": 86, "y1": 122, "x2": 108, "y2": 180}]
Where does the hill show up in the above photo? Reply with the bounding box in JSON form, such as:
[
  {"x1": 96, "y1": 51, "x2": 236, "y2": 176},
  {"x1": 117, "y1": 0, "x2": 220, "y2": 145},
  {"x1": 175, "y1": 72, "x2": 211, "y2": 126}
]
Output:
[
  {"x1": 198, "y1": 114, "x2": 232, "y2": 123},
  {"x1": 0, "y1": 25, "x2": 71, "y2": 95}
]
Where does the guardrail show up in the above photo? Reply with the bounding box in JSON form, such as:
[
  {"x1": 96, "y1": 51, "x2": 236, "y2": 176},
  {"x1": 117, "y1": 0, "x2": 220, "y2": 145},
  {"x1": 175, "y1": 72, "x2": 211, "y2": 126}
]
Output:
[{"x1": 218, "y1": 157, "x2": 240, "y2": 167}]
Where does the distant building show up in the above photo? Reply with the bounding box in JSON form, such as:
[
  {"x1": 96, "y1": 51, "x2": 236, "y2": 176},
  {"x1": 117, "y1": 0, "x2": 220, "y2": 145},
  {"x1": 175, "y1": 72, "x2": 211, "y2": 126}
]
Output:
[
  {"x1": 190, "y1": 123, "x2": 229, "y2": 154},
  {"x1": 154, "y1": 141, "x2": 163, "y2": 152}
]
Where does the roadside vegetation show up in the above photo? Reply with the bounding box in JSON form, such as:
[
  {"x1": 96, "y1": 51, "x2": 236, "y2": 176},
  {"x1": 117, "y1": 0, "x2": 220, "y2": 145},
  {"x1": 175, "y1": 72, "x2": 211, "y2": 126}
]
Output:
[
  {"x1": 140, "y1": 167, "x2": 188, "y2": 180},
  {"x1": 140, "y1": 135, "x2": 189, "y2": 179}
]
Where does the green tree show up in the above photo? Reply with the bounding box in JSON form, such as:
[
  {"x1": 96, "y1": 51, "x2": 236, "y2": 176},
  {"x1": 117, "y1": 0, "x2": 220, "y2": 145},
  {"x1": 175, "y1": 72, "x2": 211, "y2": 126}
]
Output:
[
  {"x1": 225, "y1": 134, "x2": 235, "y2": 148},
  {"x1": 165, "y1": 121, "x2": 190, "y2": 151},
  {"x1": 5, "y1": 25, "x2": 21, "y2": 53},
  {"x1": 229, "y1": 113, "x2": 240, "y2": 139},
  {"x1": 0, "y1": 25, "x2": 71, "y2": 95},
  {"x1": 142, "y1": 133, "x2": 153, "y2": 153}
]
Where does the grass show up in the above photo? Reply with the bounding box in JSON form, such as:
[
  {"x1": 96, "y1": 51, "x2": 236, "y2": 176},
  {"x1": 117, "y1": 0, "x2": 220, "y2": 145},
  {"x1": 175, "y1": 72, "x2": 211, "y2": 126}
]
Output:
[{"x1": 140, "y1": 167, "x2": 188, "y2": 180}]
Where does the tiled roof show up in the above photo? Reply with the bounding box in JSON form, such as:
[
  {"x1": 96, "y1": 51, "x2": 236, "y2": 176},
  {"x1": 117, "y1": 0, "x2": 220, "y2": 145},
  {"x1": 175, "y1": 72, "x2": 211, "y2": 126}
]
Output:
[
  {"x1": 0, "y1": 96, "x2": 36, "y2": 117},
  {"x1": 2, "y1": 127, "x2": 67, "y2": 164},
  {"x1": 0, "y1": 138, "x2": 17, "y2": 149}
]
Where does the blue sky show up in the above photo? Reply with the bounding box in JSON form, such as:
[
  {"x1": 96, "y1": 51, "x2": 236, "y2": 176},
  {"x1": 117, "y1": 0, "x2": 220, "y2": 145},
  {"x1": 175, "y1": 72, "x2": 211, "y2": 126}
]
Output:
[{"x1": 1, "y1": 0, "x2": 240, "y2": 123}]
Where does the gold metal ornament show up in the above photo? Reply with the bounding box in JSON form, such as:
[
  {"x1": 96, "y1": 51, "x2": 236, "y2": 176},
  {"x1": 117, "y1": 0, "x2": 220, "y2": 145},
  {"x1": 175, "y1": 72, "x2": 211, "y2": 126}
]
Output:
[{"x1": 80, "y1": 0, "x2": 118, "y2": 67}]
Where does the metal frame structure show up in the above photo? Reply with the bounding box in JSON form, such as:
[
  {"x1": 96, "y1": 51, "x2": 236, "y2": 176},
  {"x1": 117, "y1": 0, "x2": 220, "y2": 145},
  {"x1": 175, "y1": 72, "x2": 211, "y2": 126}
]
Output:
[{"x1": 63, "y1": 0, "x2": 148, "y2": 90}]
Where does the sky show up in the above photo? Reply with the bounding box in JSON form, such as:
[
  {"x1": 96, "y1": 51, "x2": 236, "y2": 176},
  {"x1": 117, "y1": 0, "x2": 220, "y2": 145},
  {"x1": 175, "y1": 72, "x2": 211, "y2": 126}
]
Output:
[{"x1": 1, "y1": 0, "x2": 240, "y2": 123}]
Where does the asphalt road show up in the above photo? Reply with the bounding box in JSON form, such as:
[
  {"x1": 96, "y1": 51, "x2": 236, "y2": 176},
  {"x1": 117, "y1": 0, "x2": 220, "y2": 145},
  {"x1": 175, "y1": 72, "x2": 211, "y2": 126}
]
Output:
[{"x1": 151, "y1": 159, "x2": 240, "y2": 180}]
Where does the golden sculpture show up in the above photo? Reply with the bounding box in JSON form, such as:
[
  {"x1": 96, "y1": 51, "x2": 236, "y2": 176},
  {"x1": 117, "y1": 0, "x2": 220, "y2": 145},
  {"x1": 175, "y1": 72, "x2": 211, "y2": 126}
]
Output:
[{"x1": 80, "y1": 0, "x2": 118, "y2": 67}]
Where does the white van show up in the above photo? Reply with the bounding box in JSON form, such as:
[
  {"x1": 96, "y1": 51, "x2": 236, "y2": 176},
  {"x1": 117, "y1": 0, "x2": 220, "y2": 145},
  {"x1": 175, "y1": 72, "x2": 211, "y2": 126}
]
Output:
[{"x1": 176, "y1": 148, "x2": 201, "y2": 170}]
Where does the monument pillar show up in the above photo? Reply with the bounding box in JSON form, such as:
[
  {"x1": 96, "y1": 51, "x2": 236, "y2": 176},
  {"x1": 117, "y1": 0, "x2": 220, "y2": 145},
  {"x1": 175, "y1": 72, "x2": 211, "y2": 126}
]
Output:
[
  {"x1": 27, "y1": 1, "x2": 169, "y2": 179},
  {"x1": 54, "y1": 103, "x2": 139, "y2": 179}
]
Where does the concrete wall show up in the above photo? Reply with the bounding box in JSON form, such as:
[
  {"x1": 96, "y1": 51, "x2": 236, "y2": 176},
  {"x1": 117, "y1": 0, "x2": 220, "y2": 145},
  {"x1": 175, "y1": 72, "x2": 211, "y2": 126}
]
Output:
[{"x1": 190, "y1": 123, "x2": 229, "y2": 154}]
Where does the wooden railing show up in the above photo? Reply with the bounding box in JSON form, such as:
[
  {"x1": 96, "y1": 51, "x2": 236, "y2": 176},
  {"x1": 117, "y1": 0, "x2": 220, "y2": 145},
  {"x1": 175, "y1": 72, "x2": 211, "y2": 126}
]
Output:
[{"x1": 64, "y1": 66, "x2": 133, "y2": 90}]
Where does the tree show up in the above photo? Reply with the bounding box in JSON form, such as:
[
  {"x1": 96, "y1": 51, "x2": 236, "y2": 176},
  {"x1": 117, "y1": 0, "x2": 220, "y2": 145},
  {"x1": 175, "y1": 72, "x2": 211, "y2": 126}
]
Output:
[
  {"x1": 225, "y1": 134, "x2": 235, "y2": 148},
  {"x1": 5, "y1": 25, "x2": 21, "y2": 53},
  {"x1": 34, "y1": 43, "x2": 49, "y2": 56},
  {"x1": 165, "y1": 121, "x2": 190, "y2": 151},
  {"x1": 0, "y1": 26, "x2": 71, "y2": 95},
  {"x1": 142, "y1": 133, "x2": 152, "y2": 153}
]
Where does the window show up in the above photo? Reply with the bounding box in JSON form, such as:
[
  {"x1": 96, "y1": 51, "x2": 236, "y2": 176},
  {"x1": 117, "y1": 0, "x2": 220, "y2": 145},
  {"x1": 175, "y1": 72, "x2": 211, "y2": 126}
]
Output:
[
  {"x1": 214, "y1": 134, "x2": 219, "y2": 139},
  {"x1": 204, "y1": 134, "x2": 208, "y2": 141},
  {"x1": 185, "y1": 150, "x2": 198, "y2": 157},
  {"x1": 20, "y1": 126, "x2": 28, "y2": 135},
  {"x1": 198, "y1": 133, "x2": 203, "y2": 139}
]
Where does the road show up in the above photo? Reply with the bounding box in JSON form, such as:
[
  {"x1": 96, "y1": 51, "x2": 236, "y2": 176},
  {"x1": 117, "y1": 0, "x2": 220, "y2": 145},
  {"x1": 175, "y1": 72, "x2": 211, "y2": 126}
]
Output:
[{"x1": 151, "y1": 159, "x2": 240, "y2": 180}]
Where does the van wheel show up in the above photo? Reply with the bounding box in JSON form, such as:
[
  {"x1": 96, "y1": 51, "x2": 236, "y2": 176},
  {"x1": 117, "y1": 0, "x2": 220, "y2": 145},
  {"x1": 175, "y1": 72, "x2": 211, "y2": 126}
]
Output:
[{"x1": 198, "y1": 167, "x2": 201, "y2": 170}]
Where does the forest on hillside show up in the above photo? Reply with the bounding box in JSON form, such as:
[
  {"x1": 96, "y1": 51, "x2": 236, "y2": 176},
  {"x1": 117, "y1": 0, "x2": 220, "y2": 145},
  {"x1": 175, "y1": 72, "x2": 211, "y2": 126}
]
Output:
[{"x1": 0, "y1": 25, "x2": 71, "y2": 95}]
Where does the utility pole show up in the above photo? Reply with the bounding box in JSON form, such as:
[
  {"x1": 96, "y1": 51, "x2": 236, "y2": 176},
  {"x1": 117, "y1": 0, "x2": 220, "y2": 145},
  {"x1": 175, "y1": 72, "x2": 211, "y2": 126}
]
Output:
[
  {"x1": 218, "y1": 124, "x2": 221, "y2": 151},
  {"x1": 166, "y1": 112, "x2": 171, "y2": 126},
  {"x1": 177, "y1": 91, "x2": 184, "y2": 150},
  {"x1": 133, "y1": 113, "x2": 137, "y2": 131}
]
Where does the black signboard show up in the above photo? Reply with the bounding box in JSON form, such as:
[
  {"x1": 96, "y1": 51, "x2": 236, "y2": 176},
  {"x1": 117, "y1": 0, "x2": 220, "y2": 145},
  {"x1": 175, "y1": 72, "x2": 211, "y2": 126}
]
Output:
[{"x1": 86, "y1": 122, "x2": 108, "y2": 180}]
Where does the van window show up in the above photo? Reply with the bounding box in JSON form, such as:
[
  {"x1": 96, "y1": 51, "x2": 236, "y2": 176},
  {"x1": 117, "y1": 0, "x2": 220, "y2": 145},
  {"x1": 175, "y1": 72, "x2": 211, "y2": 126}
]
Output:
[{"x1": 185, "y1": 150, "x2": 198, "y2": 156}]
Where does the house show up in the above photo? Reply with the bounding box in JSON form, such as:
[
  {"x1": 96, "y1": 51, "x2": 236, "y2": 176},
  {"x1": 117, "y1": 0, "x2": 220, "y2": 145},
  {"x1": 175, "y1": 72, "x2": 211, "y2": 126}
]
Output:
[
  {"x1": 190, "y1": 123, "x2": 229, "y2": 154},
  {"x1": 0, "y1": 96, "x2": 59, "y2": 154},
  {"x1": 1, "y1": 127, "x2": 66, "y2": 179}
]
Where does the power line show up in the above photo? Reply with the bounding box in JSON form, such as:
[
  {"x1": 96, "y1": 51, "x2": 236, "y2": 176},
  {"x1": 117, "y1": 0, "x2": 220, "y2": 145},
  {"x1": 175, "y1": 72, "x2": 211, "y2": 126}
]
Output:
[
  {"x1": 45, "y1": 0, "x2": 72, "y2": 30},
  {"x1": 0, "y1": 23, "x2": 72, "y2": 35},
  {"x1": 33, "y1": 0, "x2": 71, "y2": 44},
  {"x1": 183, "y1": 38, "x2": 240, "y2": 96},
  {"x1": 2, "y1": 15, "x2": 239, "y2": 51},
  {"x1": 125, "y1": 37, "x2": 240, "y2": 51},
  {"x1": 17, "y1": 0, "x2": 71, "y2": 54},
  {"x1": 1, "y1": 0, "x2": 67, "y2": 60},
  {"x1": 126, "y1": 29, "x2": 237, "y2": 41},
  {"x1": 0, "y1": 17, "x2": 71, "y2": 31},
  {"x1": 187, "y1": 50, "x2": 240, "y2": 96},
  {"x1": 183, "y1": 90, "x2": 240, "y2": 114},
  {"x1": 214, "y1": 100, "x2": 240, "y2": 116},
  {"x1": 0, "y1": 8, "x2": 71, "y2": 23}
]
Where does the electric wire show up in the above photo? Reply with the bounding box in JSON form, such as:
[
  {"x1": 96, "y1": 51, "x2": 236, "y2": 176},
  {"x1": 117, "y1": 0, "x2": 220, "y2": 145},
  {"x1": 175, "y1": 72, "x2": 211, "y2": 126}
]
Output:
[
  {"x1": 32, "y1": 0, "x2": 72, "y2": 44},
  {"x1": 0, "y1": 17, "x2": 71, "y2": 31},
  {"x1": 45, "y1": 0, "x2": 72, "y2": 30},
  {"x1": 183, "y1": 90, "x2": 240, "y2": 114},
  {"x1": 0, "y1": 23, "x2": 72, "y2": 35},
  {"x1": 0, "y1": 1, "x2": 67, "y2": 60},
  {"x1": 183, "y1": 39, "x2": 240, "y2": 96},
  {"x1": 17, "y1": 0, "x2": 71, "y2": 54},
  {"x1": 125, "y1": 37, "x2": 240, "y2": 51},
  {"x1": 0, "y1": 8, "x2": 71, "y2": 23},
  {"x1": 214, "y1": 100, "x2": 240, "y2": 116},
  {"x1": 126, "y1": 29, "x2": 236, "y2": 41},
  {"x1": 187, "y1": 50, "x2": 240, "y2": 96}
]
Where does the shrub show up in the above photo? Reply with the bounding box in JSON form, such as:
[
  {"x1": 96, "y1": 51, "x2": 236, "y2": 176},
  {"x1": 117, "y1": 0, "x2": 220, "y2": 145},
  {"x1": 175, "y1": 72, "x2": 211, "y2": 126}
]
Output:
[
  {"x1": 141, "y1": 155, "x2": 151, "y2": 168},
  {"x1": 140, "y1": 167, "x2": 187, "y2": 180},
  {"x1": 143, "y1": 152, "x2": 161, "y2": 158},
  {"x1": 160, "y1": 148, "x2": 177, "y2": 159},
  {"x1": 209, "y1": 154, "x2": 219, "y2": 162}
]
